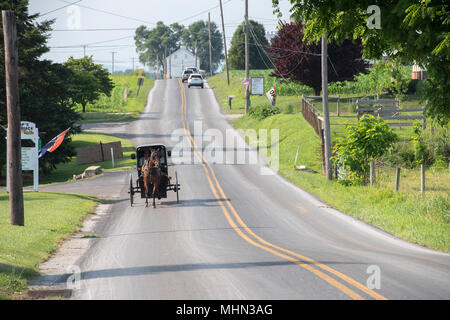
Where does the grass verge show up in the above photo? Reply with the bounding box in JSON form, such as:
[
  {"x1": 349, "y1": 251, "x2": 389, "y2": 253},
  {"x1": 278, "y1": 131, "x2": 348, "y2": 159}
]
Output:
[
  {"x1": 209, "y1": 70, "x2": 449, "y2": 252},
  {"x1": 77, "y1": 75, "x2": 154, "y2": 123},
  {"x1": 0, "y1": 192, "x2": 99, "y2": 299},
  {"x1": 233, "y1": 113, "x2": 449, "y2": 252},
  {"x1": 38, "y1": 132, "x2": 135, "y2": 185}
]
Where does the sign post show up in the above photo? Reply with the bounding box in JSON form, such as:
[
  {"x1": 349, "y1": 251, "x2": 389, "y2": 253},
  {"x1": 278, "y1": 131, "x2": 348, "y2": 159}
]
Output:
[{"x1": 6, "y1": 121, "x2": 39, "y2": 192}]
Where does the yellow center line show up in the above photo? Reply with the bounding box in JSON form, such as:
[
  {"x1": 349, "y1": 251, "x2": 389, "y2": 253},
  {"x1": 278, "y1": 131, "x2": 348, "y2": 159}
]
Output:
[{"x1": 177, "y1": 79, "x2": 387, "y2": 300}]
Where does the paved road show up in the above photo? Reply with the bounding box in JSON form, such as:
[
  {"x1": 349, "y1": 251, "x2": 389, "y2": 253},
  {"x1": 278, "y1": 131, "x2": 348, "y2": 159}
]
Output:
[{"x1": 68, "y1": 79, "x2": 449, "y2": 300}]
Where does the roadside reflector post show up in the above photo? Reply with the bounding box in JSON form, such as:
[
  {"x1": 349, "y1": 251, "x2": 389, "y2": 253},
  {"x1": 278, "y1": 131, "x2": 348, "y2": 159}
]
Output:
[{"x1": 294, "y1": 146, "x2": 300, "y2": 168}]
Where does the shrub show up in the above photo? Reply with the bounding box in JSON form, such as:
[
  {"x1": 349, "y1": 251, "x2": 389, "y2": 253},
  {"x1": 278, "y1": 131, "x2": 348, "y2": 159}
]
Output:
[
  {"x1": 332, "y1": 115, "x2": 398, "y2": 184},
  {"x1": 248, "y1": 103, "x2": 281, "y2": 120}
]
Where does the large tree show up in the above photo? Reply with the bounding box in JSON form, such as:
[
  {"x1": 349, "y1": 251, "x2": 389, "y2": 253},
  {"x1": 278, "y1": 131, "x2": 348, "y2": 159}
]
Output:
[
  {"x1": 228, "y1": 20, "x2": 271, "y2": 70},
  {"x1": 0, "y1": 0, "x2": 81, "y2": 177},
  {"x1": 64, "y1": 56, "x2": 114, "y2": 113},
  {"x1": 135, "y1": 22, "x2": 184, "y2": 69},
  {"x1": 269, "y1": 22, "x2": 367, "y2": 96},
  {"x1": 272, "y1": 0, "x2": 450, "y2": 125},
  {"x1": 182, "y1": 20, "x2": 224, "y2": 74}
]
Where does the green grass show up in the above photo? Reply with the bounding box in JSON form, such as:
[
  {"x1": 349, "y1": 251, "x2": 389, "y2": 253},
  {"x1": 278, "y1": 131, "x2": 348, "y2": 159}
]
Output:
[
  {"x1": 233, "y1": 112, "x2": 449, "y2": 252},
  {"x1": 209, "y1": 70, "x2": 449, "y2": 252},
  {"x1": 0, "y1": 192, "x2": 99, "y2": 299},
  {"x1": 77, "y1": 74, "x2": 154, "y2": 123},
  {"x1": 38, "y1": 132, "x2": 135, "y2": 185}
]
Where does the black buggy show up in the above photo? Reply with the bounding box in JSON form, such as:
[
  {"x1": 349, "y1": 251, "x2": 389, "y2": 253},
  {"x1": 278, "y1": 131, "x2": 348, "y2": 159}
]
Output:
[{"x1": 128, "y1": 144, "x2": 180, "y2": 206}]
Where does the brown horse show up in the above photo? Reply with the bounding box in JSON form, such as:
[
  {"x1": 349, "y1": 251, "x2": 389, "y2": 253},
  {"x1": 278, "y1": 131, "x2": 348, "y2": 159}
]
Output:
[{"x1": 142, "y1": 149, "x2": 161, "y2": 208}]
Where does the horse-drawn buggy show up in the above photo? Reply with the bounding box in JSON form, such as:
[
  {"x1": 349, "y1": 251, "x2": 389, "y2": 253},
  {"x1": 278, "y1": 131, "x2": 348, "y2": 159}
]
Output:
[{"x1": 129, "y1": 144, "x2": 180, "y2": 207}]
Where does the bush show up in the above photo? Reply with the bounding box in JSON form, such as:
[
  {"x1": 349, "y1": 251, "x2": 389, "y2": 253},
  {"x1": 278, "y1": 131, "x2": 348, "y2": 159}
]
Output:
[
  {"x1": 248, "y1": 103, "x2": 281, "y2": 120},
  {"x1": 332, "y1": 115, "x2": 398, "y2": 184},
  {"x1": 380, "y1": 141, "x2": 416, "y2": 168}
]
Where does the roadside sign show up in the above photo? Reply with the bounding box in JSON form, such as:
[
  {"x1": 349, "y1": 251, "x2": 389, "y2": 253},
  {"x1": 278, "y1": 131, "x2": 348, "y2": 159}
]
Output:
[
  {"x1": 266, "y1": 87, "x2": 276, "y2": 106},
  {"x1": 6, "y1": 121, "x2": 39, "y2": 192},
  {"x1": 137, "y1": 77, "x2": 144, "y2": 86},
  {"x1": 251, "y1": 77, "x2": 264, "y2": 95}
]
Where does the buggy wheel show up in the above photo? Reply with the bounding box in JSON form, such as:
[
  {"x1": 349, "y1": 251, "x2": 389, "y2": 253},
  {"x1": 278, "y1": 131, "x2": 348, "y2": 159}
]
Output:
[
  {"x1": 129, "y1": 176, "x2": 134, "y2": 207},
  {"x1": 175, "y1": 171, "x2": 179, "y2": 204}
]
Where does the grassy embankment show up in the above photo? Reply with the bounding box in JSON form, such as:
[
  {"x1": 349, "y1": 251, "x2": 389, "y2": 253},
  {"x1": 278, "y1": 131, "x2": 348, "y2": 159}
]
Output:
[
  {"x1": 0, "y1": 74, "x2": 147, "y2": 299},
  {"x1": 208, "y1": 70, "x2": 449, "y2": 253},
  {"x1": 38, "y1": 132, "x2": 135, "y2": 185},
  {"x1": 76, "y1": 74, "x2": 154, "y2": 123},
  {"x1": 0, "y1": 192, "x2": 99, "y2": 299}
]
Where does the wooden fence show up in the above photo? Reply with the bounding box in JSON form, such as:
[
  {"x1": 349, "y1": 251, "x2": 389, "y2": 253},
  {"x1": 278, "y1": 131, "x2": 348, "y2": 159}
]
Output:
[
  {"x1": 301, "y1": 95, "x2": 326, "y2": 173},
  {"x1": 356, "y1": 98, "x2": 426, "y2": 127}
]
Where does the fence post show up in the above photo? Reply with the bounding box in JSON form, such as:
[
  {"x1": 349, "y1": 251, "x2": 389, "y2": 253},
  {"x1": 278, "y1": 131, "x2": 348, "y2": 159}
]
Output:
[
  {"x1": 370, "y1": 161, "x2": 376, "y2": 185},
  {"x1": 395, "y1": 167, "x2": 401, "y2": 192},
  {"x1": 421, "y1": 164, "x2": 425, "y2": 193},
  {"x1": 337, "y1": 95, "x2": 340, "y2": 117}
]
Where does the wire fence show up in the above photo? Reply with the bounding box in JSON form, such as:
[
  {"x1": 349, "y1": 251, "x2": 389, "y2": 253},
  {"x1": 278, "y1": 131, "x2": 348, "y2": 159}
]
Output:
[{"x1": 335, "y1": 161, "x2": 450, "y2": 195}]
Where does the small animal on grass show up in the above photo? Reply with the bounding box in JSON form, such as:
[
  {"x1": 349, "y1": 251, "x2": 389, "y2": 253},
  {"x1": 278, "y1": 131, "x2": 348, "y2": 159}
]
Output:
[{"x1": 73, "y1": 173, "x2": 85, "y2": 180}]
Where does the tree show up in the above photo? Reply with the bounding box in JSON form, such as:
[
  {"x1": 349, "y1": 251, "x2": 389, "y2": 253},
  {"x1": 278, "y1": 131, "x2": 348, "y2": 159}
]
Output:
[
  {"x1": 64, "y1": 56, "x2": 114, "y2": 113},
  {"x1": 228, "y1": 20, "x2": 270, "y2": 70},
  {"x1": 135, "y1": 22, "x2": 184, "y2": 68},
  {"x1": 272, "y1": 0, "x2": 450, "y2": 125},
  {"x1": 332, "y1": 115, "x2": 398, "y2": 185},
  {"x1": 0, "y1": 0, "x2": 82, "y2": 177},
  {"x1": 182, "y1": 20, "x2": 224, "y2": 74},
  {"x1": 268, "y1": 22, "x2": 367, "y2": 96}
]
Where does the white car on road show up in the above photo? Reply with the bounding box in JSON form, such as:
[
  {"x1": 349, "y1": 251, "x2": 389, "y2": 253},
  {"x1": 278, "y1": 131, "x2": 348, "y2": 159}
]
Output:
[{"x1": 187, "y1": 73, "x2": 204, "y2": 89}]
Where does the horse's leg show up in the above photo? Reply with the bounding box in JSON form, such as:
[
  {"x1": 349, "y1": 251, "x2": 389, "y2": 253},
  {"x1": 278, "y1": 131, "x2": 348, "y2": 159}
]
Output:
[
  {"x1": 144, "y1": 179, "x2": 148, "y2": 208},
  {"x1": 152, "y1": 183, "x2": 156, "y2": 208}
]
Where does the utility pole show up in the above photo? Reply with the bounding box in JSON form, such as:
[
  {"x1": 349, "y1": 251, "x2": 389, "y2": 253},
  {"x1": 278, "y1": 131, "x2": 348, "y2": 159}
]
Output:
[
  {"x1": 194, "y1": 40, "x2": 198, "y2": 69},
  {"x1": 164, "y1": 46, "x2": 167, "y2": 79},
  {"x1": 208, "y1": 12, "x2": 213, "y2": 76},
  {"x1": 219, "y1": 0, "x2": 230, "y2": 86},
  {"x1": 244, "y1": 0, "x2": 249, "y2": 114},
  {"x1": 2, "y1": 11, "x2": 24, "y2": 226},
  {"x1": 111, "y1": 51, "x2": 116, "y2": 74},
  {"x1": 83, "y1": 45, "x2": 86, "y2": 57},
  {"x1": 321, "y1": 35, "x2": 332, "y2": 180}
]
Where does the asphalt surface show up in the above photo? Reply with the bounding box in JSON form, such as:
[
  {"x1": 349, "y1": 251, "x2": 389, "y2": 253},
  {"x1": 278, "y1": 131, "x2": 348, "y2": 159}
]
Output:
[{"x1": 57, "y1": 79, "x2": 449, "y2": 300}]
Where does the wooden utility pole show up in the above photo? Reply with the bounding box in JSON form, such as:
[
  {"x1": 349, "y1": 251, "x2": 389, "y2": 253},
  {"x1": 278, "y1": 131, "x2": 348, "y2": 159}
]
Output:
[
  {"x1": 244, "y1": 0, "x2": 249, "y2": 114},
  {"x1": 208, "y1": 12, "x2": 213, "y2": 76},
  {"x1": 321, "y1": 35, "x2": 332, "y2": 180},
  {"x1": 219, "y1": 0, "x2": 230, "y2": 86},
  {"x1": 2, "y1": 11, "x2": 24, "y2": 226}
]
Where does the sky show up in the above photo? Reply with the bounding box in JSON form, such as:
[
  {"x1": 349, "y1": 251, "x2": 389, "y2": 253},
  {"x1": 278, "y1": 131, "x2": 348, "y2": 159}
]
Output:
[{"x1": 29, "y1": 0, "x2": 293, "y2": 72}]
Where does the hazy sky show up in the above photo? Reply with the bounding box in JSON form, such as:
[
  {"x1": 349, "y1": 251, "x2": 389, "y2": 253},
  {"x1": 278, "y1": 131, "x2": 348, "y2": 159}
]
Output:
[{"x1": 29, "y1": 0, "x2": 293, "y2": 72}]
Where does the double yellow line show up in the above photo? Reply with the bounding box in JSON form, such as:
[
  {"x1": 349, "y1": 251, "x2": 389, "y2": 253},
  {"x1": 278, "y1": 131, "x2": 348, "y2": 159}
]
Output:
[{"x1": 177, "y1": 79, "x2": 387, "y2": 300}]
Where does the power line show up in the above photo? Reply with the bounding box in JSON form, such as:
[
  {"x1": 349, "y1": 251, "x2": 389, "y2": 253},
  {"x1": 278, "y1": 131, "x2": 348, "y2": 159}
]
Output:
[
  {"x1": 56, "y1": 0, "x2": 156, "y2": 26},
  {"x1": 174, "y1": 0, "x2": 233, "y2": 24},
  {"x1": 50, "y1": 35, "x2": 134, "y2": 48},
  {"x1": 52, "y1": 28, "x2": 136, "y2": 32},
  {"x1": 39, "y1": 0, "x2": 82, "y2": 17}
]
